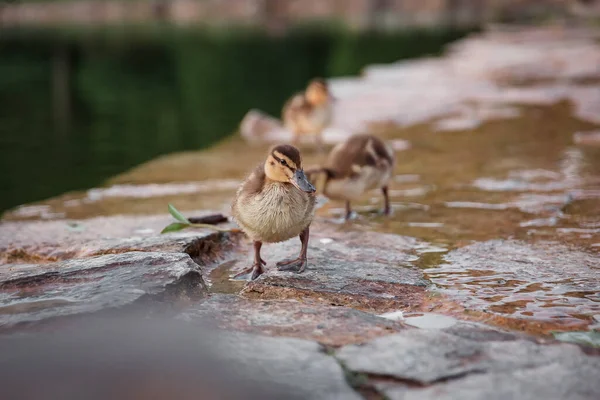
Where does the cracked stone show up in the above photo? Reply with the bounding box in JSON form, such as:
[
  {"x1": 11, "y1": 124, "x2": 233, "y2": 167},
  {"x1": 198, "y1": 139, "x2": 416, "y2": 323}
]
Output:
[
  {"x1": 0, "y1": 212, "x2": 241, "y2": 264},
  {"x1": 0, "y1": 252, "x2": 207, "y2": 329},
  {"x1": 381, "y1": 354, "x2": 600, "y2": 400},
  {"x1": 336, "y1": 329, "x2": 600, "y2": 392}
]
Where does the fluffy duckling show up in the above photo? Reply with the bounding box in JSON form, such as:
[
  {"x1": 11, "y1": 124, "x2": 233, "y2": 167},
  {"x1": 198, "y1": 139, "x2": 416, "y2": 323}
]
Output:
[
  {"x1": 306, "y1": 134, "x2": 395, "y2": 220},
  {"x1": 282, "y1": 78, "x2": 334, "y2": 151},
  {"x1": 232, "y1": 144, "x2": 316, "y2": 280}
]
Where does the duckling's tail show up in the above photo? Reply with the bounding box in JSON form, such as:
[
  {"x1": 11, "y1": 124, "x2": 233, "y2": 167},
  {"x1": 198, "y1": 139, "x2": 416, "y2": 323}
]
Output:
[
  {"x1": 304, "y1": 167, "x2": 336, "y2": 195},
  {"x1": 304, "y1": 167, "x2": 323, "y2": 184}
]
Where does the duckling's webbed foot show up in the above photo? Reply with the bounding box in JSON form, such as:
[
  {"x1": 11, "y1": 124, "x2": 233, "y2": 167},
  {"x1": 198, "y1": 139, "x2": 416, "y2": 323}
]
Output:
[
  {"x1": 232, "y1": 241, "x2": 265, "y2": 281},
  {"x1": 276, "y1": 257, "x2": 307, "y2": 273},
  {"x1": 276, "y1": 226, "x2": 310, "y2": 274},
  {"x1": 250, "y1": 263, "x2": 264, "y2": 281},
  {"x1": 232, "y1": 262, "x2": 263, "y2": 280}
]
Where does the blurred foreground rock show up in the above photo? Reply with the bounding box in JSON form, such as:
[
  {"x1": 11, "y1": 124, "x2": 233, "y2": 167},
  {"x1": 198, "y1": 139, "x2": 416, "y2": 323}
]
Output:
[
  {"x1": 0, "y1": 317, "x2": 361, "y2": 400},
  {"x1": 1, "y1": 314, "x2": 599, "y2": 400}
]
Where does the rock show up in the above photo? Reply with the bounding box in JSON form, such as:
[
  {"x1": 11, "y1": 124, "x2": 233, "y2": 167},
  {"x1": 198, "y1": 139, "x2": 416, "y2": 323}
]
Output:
[
  {"x1": 239, "y1": 109, "x2": 290, "y2": 144},
  {"x1": 381, "y1": 359, "x2": 600, "y2": 400},
  {"x1": 425, "y1": 240, "x2": 600, "y2": 333},
  {"x1": 337, "y1": 329, "x2": 600, "y2": 399},
  {"x1": 0, "y1": 213, "x2": 242, "y2": 263},
  {"x1": 440, "y1": 320, "x2": 529, "y2": 343},
  {"x1": 179, "y1": 293, "x2": 407, "y2": 345},
  {"x1": 241, "y1": 228, "x2": 428, "y2": 313},
  {"x1": 84, "y1": 180, "x2": 240, "y2": 202},
  {"x1": 209, "y1": 331, "x2": 363, "y2": 400},
  {"x1": 0, "y1": 252, "x2": 207, "y2": 328},
  {"x1": 574, "y1": 130, "x2": 600, "y2": 146},
  {"x1": 403, "y1": 313, "x2": 458, "y2": 329},
  {"x1": 0, "y1": 315, "x2": 362, "y2": 400}
]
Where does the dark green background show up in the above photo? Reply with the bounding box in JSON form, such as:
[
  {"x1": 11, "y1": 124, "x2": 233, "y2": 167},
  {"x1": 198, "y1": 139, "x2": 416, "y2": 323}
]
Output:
[{"x1": 0, "y1": 26, "x2": 472, "y2": 212}]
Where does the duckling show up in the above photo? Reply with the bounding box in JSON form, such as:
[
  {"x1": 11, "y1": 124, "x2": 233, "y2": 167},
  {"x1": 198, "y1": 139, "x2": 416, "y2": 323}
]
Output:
[
  {"x1": 306, "y1": 134, "x2": 395, "y2": 220},
  {"x1": 282, "y1": 78, "x2": 334, "y2": 152},
  {"x1": 231, "y1": 144, "x2": 316, "y2": 280}
]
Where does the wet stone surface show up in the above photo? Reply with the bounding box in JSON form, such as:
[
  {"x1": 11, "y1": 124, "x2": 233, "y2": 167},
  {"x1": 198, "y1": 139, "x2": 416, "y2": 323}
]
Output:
[
  {"x1": 0, "y1": 252, "x2": 207, "y2": 328},
  {"x1": 239, "y1": 227, "x2": 428, "y2": 313}
]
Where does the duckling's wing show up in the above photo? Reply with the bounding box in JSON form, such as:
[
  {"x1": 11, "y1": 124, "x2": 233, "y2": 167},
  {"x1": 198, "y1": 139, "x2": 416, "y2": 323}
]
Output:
[
  {"x1": 240, "y1": 164, "x2": 266, "y2": 197},
  {"x1": 282, "y1": 93, "x2": 308, "y2": 124},
  {"x1": 326, "y1": 134, "x2": 393, "y2": 179}
]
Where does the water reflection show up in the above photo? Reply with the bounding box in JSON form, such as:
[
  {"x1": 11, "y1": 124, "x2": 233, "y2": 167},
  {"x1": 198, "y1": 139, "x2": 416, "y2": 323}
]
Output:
[{"x1": 0, "y1": 26, "x2": 468, "y2": 213}]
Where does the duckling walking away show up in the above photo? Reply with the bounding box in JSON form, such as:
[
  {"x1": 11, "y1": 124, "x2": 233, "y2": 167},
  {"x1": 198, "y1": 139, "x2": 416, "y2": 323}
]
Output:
[
  {"x1": 282, "y1": 78, "x2": 334, "y2": 152},
  {"x1": 232, "y1": 144, "x2": 316, "y2": 280},
  {"x1": 307, "y1": 134, "x2": 395, "y2": 220}
]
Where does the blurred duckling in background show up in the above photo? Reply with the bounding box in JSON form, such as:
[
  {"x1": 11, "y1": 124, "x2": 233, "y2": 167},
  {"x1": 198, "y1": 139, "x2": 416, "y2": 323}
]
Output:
[
  {"x1": 232, "y1": 144, "x2": 316, "y2": 280},
  {"x1": 282, "y1": 78, "x2": 334, "y2": 152},
  {"x1": 306, "y1": 134, "x2": 395, "y2": 220}
]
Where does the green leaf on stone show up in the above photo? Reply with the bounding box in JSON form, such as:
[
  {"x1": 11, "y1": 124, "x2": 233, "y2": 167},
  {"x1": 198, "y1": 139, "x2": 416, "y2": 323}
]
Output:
[
  {"x1": 160, "y1": 222, "x2": 190, "y2": 234},
  {"x1": 552, "y1": 331, "x2": 600, "y2": 348},
  {"x1": 168, "y1": 204, "x2": 190, "y2": 224}
]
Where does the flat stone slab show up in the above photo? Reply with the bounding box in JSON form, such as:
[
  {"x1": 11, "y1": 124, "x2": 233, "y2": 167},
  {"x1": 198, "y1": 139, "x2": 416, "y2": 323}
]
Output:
[
  {"x1": 0, "y1": 252, "x2": 207, "y2": 328},
  {"x1": 426, "y1": 240, "x2": 600, "y2": 326},
  {"x1": 209, "y1": 331, "x2": 362, "y2": 400},
  {"x1": 180, "y1": 294, "x2": 406, "y2": 346},
  {"x1": 240, "y1": 228, "x2": 428, "y2": 313},
  {"x1": 337, "y1": 329, "x2": 600, "y2": 399},
  {"x1": 0, "y1": 212, "x2": 240, "y2": 263}
]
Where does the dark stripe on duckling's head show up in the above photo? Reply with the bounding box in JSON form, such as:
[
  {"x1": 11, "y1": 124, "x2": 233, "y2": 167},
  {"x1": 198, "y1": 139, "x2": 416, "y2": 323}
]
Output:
[
  {"x1": 271, "y1": 144, "x2": 302, "y2": 170},
  {"x1": 309, "y1": 78, "x2": 328, "y2": 89}
]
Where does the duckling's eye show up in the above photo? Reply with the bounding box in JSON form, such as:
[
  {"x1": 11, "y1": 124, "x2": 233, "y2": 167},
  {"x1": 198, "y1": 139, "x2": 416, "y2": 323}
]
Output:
[{"x1": 280, "y1": 159, "x2": 287, "y2": 166}]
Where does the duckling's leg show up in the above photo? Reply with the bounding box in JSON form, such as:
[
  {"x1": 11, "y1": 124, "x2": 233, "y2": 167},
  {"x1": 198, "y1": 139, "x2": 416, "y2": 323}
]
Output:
[
  {"x1": 315, "y1": 132, "x2": 325, "y2": 154},
  {"x1": 291, "y1": 132, "x2": 300, "y2": 146},
  {"x1": 345, "y1": 201, "x2": 353, "y2": 220},
  {"x1": 382, "y1": 185, "x2": 391, "y2": 215},
  {"x1": 276, "y1": 226, "x2": 309, "y2": 273},
  {"x1": 232, "y1": 241, "x2": 266, "y2": 280}
]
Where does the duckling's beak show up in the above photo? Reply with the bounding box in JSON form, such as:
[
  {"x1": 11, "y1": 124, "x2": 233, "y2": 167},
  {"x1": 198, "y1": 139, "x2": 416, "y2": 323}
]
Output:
[{"x1": 290, "y1": 170, "x2": 316, "y2": 193}]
